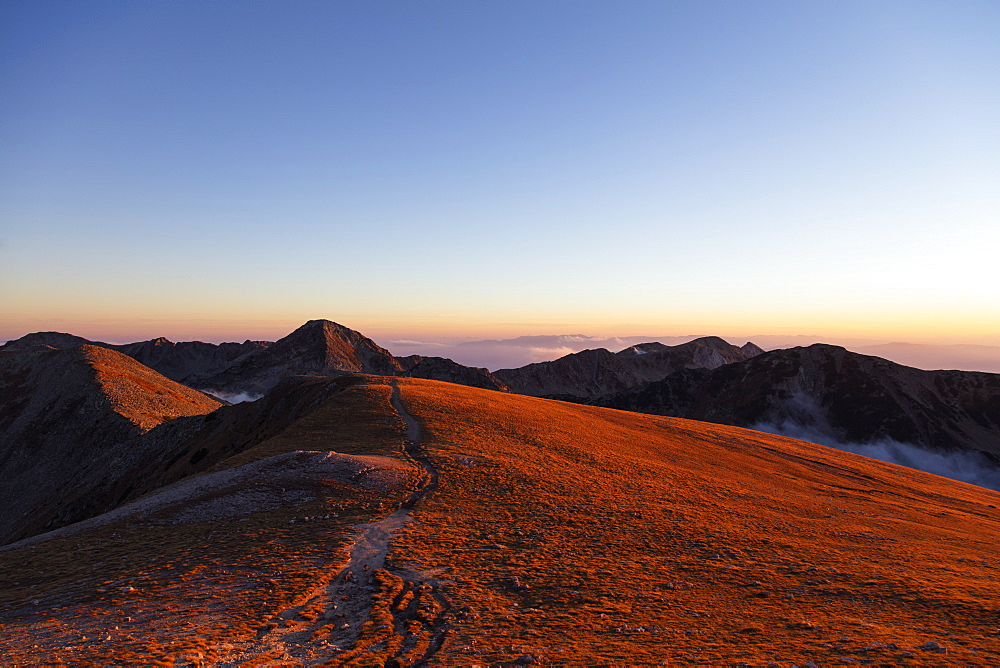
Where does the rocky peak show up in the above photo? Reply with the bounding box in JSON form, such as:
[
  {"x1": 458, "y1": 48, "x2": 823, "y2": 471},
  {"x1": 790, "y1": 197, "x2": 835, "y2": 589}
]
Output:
[{"x1": 269, "y1": 319, "x2": 402, "y2": 376}]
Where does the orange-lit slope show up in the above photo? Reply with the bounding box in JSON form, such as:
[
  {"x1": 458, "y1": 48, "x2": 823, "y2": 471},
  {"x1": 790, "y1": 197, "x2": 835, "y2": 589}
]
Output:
[
  {"x1": 2, "y1": 376, "x2": 1000, "y2": 665},
  {"x1": 385, "y1": 378, "x2": 1000, "y2": 665}
]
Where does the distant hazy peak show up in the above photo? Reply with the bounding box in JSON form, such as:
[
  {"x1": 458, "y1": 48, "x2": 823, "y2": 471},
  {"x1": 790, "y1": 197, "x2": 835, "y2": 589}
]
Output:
[
  {"x1": 686, "y1": 335, "x2": 733, "y2": 348},
  {"x1": 0, "y1": 331, "x2": 96, "y2": 351}
]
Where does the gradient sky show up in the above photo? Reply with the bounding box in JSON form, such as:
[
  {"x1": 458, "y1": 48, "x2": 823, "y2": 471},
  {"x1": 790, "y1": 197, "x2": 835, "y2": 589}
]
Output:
[{"x1": 1, "y1": 0, "x2": 998, "y2": 345}]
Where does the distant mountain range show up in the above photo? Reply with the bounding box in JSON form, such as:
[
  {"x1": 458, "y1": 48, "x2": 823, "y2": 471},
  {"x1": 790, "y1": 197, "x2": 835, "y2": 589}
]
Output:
[
  {"x1": 1, "y1": 320, "x2": 508, "y2": 398},
  {"x1": 494, "y1": 337, "x2": 764, "y2": 400},
  {"x1": 386, "y1": 333, "x2": 1000, "y2": 373},
  {"x1": 3, "y1": 317, "x2": 1000, "y2": 548},
  {"x1": 597, "y1": 343, "x2": 1000, "y2": 461},
  {"x1": 5, "y1": 317, "x2": 1000, "y2": 663},
  {"x1": 387, "y1": 334, "x2": 710, "y2": 370}
]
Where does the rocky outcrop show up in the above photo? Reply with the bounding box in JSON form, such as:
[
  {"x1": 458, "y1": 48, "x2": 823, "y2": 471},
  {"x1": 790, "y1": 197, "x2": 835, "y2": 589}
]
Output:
[
  {"x1": 0, "y1": 345, "x2": 221, "y2": 545},
  {"x1": 495, "y1": 336, "x2": 763, "y2": 400},
  {"x1": 600, "y1": 344, "x2": 1000, "y2": 457},
  {"x1": 183, "y1": 320, "x2": 404, "y2": 395}
]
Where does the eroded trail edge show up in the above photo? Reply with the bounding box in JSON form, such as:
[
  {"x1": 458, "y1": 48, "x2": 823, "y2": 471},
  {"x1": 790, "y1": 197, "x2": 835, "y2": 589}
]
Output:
[{"x1": 217, "y1": 380, "x2": 449, "y2": 667}]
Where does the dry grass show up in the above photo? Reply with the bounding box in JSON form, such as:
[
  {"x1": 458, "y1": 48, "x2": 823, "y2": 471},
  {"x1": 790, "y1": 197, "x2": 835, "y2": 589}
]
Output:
[
  {"x1": 4, "y1": 375, "x2": 1000, "y2": 665},
  {"x1": 382, "y1": 378, "x2": 1000, "y2": 665},
  {"x1": 84, "y1": 345, "x2": 222, "y2": 429}
]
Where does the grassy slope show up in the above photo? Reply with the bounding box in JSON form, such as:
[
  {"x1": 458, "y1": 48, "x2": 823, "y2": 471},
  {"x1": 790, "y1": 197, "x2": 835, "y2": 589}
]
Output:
[
  {"x1": 2, "y1": 376, "x2": 1000, "y2": 664},
  {"x1": 382, "y1": 378, "x2": 1000, "y2": 665}
]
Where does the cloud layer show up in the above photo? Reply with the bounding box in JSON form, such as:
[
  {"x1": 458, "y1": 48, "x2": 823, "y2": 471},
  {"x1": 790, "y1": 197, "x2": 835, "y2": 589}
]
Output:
[{"x1": 753, "y1": 419, "x2": 1000, "y2": 492}]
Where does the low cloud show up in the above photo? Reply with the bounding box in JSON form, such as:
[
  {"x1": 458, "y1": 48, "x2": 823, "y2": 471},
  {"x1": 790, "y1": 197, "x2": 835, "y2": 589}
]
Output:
[
  {"x1": 201, "y1": 389, "x2": 263, "y2": 404},
  {"x1": 753, "y1": 418, "x2": 1000, "y2": 492},
  {"x1": 379, "y1": 334, "x2": 707, "y2": 370},
  {"x1": 388, "y1": 340, "x2": 449, "y2": 348}
]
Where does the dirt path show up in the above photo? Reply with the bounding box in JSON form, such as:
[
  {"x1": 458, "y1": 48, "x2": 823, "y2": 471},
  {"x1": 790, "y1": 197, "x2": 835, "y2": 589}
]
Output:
[{"x1": 215, "y1": 380, "x2": 449, "y2": 667}]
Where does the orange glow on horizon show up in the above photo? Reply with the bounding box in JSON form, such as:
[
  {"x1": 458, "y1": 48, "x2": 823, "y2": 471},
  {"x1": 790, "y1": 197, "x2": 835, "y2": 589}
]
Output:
[{"x1": 3, "y1": 309, "x2": 1000, "y2": 348}]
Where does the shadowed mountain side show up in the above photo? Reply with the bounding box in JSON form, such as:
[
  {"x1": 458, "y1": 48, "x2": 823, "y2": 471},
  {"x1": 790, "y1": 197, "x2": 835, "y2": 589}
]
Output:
[
  {"x1": 134, "y1": 375, "x2": 408, "y2": 497},
  {"x1": 0, "y1": 345, "x2": 222, "y2": 545},
  {"x1": 0, "y1": 332, "x2": 272, "y2": 386},
  {"x1": 396, "y1": 354, "x2": 508, "y2": 391},
  {"x1": 111, "y1": 337, "x2": 272, "y2": 385},
  {"x1": 5, "y1": 377, "x2": 1000, "y2": 664},
  {"x1": 5, "y1": 450, "x2": 421, "y2": 553},
  {"x1": 494, "y1": 336, "x2": 763, "y2": 400},
  {"x1": 0, "y1": 370, "x2": 411, "y2": 546},
  {"x1": 599, "y1": 344, "x2": 1000, "y2": 459},
  {"x1": 0, "y1": 331, "x2": 95, "y2": 351}
]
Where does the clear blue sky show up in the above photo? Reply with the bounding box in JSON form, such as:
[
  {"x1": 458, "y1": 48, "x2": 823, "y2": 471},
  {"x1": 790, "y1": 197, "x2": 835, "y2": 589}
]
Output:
[{"x1": 1, "y1": 0, "x2": 998, "y2": 343}]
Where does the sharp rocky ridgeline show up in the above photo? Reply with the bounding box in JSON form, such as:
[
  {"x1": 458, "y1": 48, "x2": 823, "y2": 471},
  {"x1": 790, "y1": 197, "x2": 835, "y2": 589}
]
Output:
[
  {"x1": 0, "y1": 319, "x2": 508, "y2": 397},
  {"x1": 598, "y1": 343, "x2": 1000, "y2": 459},
  {"x1": 493, "y1": 336, "x2": 765, "y2": 400}
]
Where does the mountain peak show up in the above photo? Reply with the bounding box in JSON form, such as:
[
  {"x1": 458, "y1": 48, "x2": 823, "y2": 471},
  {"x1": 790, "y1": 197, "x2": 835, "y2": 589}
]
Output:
[
  {"x1": 686, "y1": 335, "x2": 736, "y2": 350},
  {"x1": 296, "y1": 319, "x2": 352, "y2": 333},
  {"x1": 187, "y1": 320, "x2": 402, "y2": 395},
  {"x1": 0, "y1": 331, "x2": 95, "y2": 352}
]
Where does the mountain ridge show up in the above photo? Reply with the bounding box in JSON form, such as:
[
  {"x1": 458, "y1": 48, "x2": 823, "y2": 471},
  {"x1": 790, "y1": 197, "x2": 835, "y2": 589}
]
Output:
[
  {"x1": 494, "y1": 335, "x2": 764, "y2": 400},
  {"x1": 6, "y1": 320, "x2": 1000, "y2": 489},
  {"x1": 1, "y1": 320, "x2": 507, "y2": 395},
  {"x1": 599, "y1": 343, "x2": 1000, "y2": 459}
]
